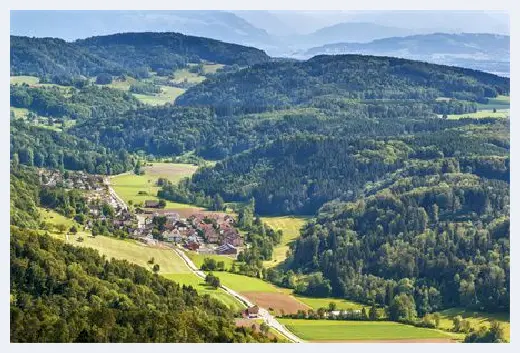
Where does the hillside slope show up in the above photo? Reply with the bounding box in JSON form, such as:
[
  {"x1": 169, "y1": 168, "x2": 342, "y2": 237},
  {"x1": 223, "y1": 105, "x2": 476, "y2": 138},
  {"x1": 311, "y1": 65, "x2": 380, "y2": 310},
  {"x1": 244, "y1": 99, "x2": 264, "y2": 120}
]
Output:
[{"x1": 176, "y1": 54, "x2": 509, "y2": 115}]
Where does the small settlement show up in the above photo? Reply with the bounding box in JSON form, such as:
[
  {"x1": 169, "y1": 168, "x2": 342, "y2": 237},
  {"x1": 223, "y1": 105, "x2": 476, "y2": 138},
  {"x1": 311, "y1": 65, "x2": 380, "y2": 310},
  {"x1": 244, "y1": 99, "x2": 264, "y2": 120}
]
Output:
[
  {"x1": 38, "y1": 168, "x2": 245, "y2": 257},
  {"x1": 131, "y1": 209, "x2": 244, "y2": 256}
]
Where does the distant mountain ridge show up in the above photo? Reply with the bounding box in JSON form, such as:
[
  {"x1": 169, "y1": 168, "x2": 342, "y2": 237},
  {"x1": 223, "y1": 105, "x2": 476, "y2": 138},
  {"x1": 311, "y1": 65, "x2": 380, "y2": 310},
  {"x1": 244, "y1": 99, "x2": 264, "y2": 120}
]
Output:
[
  {"x1": 304, "y1": 33, "x2": 510, "y2": 76},
  {"x1": 10, "y1": 32, "x2": 270, "y2": 78}
]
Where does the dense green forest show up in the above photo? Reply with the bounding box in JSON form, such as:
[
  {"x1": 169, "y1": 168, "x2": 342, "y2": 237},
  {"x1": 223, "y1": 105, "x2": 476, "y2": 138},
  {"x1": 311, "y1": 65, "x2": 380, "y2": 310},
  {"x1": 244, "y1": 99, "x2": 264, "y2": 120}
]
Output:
[
  {"x1": 11, "y1": 33, "x2": 269, "y2": 81},
  {"x1": 10, "y1": 227, "x2": 272, "y2": 342},
  {"x1": 282, "y1": 172, "x2": 509, "y2": 314},
  {"x1": 175, "y1": 119, "x2": 508, "y2": 214},
  {"x1": 177, "y1": 54, "x2": 509, "y2": 115}
]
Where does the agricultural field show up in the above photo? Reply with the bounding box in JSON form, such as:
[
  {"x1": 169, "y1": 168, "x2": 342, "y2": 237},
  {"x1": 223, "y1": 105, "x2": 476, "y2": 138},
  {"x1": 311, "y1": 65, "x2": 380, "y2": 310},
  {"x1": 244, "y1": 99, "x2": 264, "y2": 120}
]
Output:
[
  {"x1": 186, "y1": 251, "x2": 236, "y2": 271},
  {"x1": 278, "y1": 319, "x2": 461, "y2": 342},
  {"x1": 172, "y1": 68, "x2": 206, "y2": 84},
  {"x1": 262, "y1": 216, "x2": 309, "y2": 267},
  {"x1": 446, "y1": 110, "x2": 509, "y2": 119},
  {"x1": 202, "y1": 63, "x2": 225, "y2": 74},
  {"x1": 132, "y1": 86, "x2": 185, "y2": 106},
  {"x1": 10, "y1": 75, "x2": 40, "y2": 85},
  {"x1": 110, "y1": 163, "x2": 198, "y2": 209},
  {"x1": 437, "y1": 308, "x2": 510, "y2": 341},
  {"x1": 10, "y1": 107, "x2": 30, "y2": 119},
  {"x1": 163, "y1": 274, "x2": 245, "y2": 311}
]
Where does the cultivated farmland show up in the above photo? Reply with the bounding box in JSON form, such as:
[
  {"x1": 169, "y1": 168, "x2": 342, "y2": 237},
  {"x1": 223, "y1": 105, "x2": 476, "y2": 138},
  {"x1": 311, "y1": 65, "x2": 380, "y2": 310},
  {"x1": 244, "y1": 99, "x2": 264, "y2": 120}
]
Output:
[{"x1": 278, "y1": 319, "x2": 461, "y2": 342}]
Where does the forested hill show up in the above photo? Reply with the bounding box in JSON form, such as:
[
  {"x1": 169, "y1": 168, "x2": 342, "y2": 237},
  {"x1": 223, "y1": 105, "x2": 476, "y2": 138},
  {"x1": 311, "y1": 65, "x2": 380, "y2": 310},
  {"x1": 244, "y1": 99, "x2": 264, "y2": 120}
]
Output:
[
  {"x1": 10, "y1": 32, "x2": 270, "y2": 79},
  {"x1": 163, "y1": 119, "x2": 509, "y2": 215},
  {"x1": 176, "y1": 54, "x2": 510, "y2": 115},
  {"x1": 10, "y1": 227, "x2": 272, "y2": 343}
]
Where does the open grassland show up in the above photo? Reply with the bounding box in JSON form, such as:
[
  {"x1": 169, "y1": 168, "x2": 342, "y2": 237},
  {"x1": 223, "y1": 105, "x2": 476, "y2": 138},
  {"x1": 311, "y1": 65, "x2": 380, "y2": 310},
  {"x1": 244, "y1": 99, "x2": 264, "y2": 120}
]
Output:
[
  {"x1": 110, "y1": 163, "x2": 198, "y2": 208},
  {"x1": 478, "y1": 95, "x2": 510, "y2": 110},
  {"x1": 202, "y1": 63, "x2": 225, "y2": 74},
  {"x1": 53, "y1": 231, "x2": 191, "y2": 274},
  {"x1": 278, "y1": 319, "x2": 460, "y2": 342},
  {"x1": 186, "y1": 251, "x2": 236, "y2": 271},
  {"x1": 10, "y1": 107, "x2": 30, "y2": 119},
  {"x1": 218, "y1": 272, "x2": 280, "y2": 292},
  {"x1": 40, "y1": 208, "x2": 78, "y2": 228},
  {"x1": 132, "y1": 86, "x2": 185, "y2": 106},
  {"x1": 294, "y1": 296, "x2": 364, "y2": 311},
  {"x1": 163, "y1": 274, "x2": 245, "y2": 311},
  {"x1": 10, "y1": 75, "x2": 40, "y2": 85},
  {"x1": 438, "y1": 308, "x2": 510, "y2": 341},
  {"x1": 447, "y1": 110, "x2": 509, "y2": 119},
  {"x1": 172, "y1": 68, "x2": 206, "y2": 84},
  {"x1": 262, "y1": 216, "x2": 309, "y2": 267}
]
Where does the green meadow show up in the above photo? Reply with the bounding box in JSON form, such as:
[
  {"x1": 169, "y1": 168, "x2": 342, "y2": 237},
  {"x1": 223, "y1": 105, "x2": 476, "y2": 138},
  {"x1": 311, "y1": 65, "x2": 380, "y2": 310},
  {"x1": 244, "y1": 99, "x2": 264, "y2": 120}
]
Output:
[
  {"x1": 278, "y1": 319, "x2": 459, "y2": 342},
  {"x1": 262, "y1": 216, "x2": 309, "y2": 268}
]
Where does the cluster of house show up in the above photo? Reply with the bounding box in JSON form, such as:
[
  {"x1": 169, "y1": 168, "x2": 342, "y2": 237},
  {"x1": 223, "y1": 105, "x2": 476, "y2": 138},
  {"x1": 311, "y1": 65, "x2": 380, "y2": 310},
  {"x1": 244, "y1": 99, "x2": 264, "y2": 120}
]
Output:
[
  {"x1": 131, "y1": 211, "x2": 244, "y2": 255},
  {"x1": 38, "y1": 169, "x2": 104, "y2": 191}
]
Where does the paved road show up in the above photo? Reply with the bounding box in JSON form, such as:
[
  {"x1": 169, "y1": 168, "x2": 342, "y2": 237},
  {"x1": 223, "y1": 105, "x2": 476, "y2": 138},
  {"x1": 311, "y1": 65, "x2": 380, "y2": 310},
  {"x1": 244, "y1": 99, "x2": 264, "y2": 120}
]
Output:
[
  {"x1": 171, "y1": 246, "x2": 304, "y2": 343},
  {"x1": 104, "y1": 176, "x2": 128, "y2": 210}
]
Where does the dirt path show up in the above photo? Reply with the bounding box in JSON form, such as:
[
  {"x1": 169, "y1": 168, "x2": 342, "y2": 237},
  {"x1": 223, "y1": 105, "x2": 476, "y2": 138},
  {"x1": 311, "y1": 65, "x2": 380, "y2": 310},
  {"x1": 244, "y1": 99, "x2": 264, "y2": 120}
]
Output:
[{"x1": 171, "y1": 246, "x2": 304, "y2": 343}]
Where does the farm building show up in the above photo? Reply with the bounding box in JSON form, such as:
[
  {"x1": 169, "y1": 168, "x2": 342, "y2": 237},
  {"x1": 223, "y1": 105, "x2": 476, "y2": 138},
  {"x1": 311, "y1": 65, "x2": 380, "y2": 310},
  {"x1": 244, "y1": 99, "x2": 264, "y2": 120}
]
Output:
[
  {"x1": 243, "y1": 305, "x2": 260, "y2": 318},
  {"x1": 216, "y1": 244, "x2": 238, "y2": 255},
  {"x1": 144, "y1": 200, "x2": 160, "y2": 208}
]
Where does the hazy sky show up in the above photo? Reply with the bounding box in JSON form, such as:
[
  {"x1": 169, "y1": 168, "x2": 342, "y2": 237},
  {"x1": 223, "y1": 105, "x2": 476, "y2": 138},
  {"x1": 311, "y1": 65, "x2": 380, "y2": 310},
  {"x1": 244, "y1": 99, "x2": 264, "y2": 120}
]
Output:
[{"x1": 10, "y1": 10, "x2": 509, "y2": 40}]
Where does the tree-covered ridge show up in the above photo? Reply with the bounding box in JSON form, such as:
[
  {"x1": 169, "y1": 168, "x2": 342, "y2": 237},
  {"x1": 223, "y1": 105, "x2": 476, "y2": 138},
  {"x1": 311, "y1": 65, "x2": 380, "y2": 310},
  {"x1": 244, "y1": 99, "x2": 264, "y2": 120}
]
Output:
[
  {"x1": 287, "y1": 173, "x2": 509, "y2": 315},
  {"x1": 77, "y1": 32, "x2": 270, "y2": 68},
  {"x1": 10, "y1": 227, "x2": 272, "y2": 343},
  {"x1": 11, "y1": 32, "x2": 269, "y2": 80},
  {"x1": 11, "y1": 84, "x2": 141, "y2": 120},
  {"x1": 10, "y1": 166, "x2": 41, "y2": 229},
  {"x1": 173, "y1": 119, "x2": 508, "y2": 215},
  {"x1": 176, "y1": 54, "x2": 509, "y2": 115},
  {"x1": 11, "y1": 120, "x2": 136, "y2": 175}
]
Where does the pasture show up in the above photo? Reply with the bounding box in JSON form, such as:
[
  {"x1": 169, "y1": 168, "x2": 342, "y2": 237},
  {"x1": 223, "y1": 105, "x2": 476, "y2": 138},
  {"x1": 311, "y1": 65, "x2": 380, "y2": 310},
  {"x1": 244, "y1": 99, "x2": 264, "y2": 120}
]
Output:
[
  {"x1": 53, "y1": 231, "x2": 191, "y2": 274},
  {"x1": 110, "y1": 163, "x2": 198, "y2": 208},
  {"x1": 437, "y1": 308, "x2": 510, "y2": 341},
  {"x1": 186, "y1": 252, "x2": 236, "y2": 271},
  {"x1": 10, "y1": 75, "x2": 40, "y2": 85},
  {"x1": 446, "y1": 110, "x2": 509, "y2": 119},
  {"x1": 278, "y1": 319, "x2": 459, "y2": 342},
  {"x1": 262, "y1": 216, "x2": 308, "y2": 268},
  {"x1": 133, "y1": 86, "x2": 185, "y2": 106},
  {"x1": 163, "y1": 273, "x2": 245, "y2": 311}
]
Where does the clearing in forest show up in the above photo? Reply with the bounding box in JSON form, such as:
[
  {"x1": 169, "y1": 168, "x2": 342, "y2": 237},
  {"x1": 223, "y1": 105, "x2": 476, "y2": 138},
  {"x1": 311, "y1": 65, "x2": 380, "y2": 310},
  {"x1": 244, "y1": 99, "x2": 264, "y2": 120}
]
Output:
[
  {"x1": 437, "y1": 308, "x2": 510, "y2": 341},
  {"x1": 262, "y1": 216, "x2": 309, "y2": 268}
]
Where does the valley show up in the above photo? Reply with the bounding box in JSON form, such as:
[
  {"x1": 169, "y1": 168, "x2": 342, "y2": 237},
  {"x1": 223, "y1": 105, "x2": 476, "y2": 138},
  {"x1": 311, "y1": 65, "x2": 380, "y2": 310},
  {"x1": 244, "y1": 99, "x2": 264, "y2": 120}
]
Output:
[{"x1": 10, "y1": 27, "x2": 510, "y2": 344}]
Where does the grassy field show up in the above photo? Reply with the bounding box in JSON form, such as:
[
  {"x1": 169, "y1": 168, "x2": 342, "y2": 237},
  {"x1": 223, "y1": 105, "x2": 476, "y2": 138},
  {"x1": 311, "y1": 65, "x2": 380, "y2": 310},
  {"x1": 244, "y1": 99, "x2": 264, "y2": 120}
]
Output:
[
  {"x1": 186, "y1": 251, "x2": 236, "y2": 271},
  {"x1": 163, "y1": 273, "x2": 245, "y2": 311},
  {"x1": 133, "y1": 86, "x2": 186, "y2": 106},
  {"x1": 10, "y1": 107, "x2": 30, "y2": 118},
  {"x1": 446, "y1": 110, "x2": 509, "y2": 119},
  {"x1": 53, "y1": 231, "x2": 191, "y2": 274},
  {"x1": 172, "y1": 68, "x2": 206, "y2": 84},
  {"x1": 218, "y1": 272, "x2": 280, "y2": 292},
  {"x1": 202, "y1": 63, "x2": 224, "y2": 74},
  {"x1": 294, "y1": 296, "x2": 364, "y2": 311},
  {"x1": 437, "y1": 308, "x2": 510, "y2": 341},
  {"x1": 10, "y1": 75, "x2": 40, "y2": 85},
  {"x1": 262, "y1": 216, "x2": 308, "y2": 268},
  {"x1": 278, "y1": 319, "x2": 459, "y2": 342},
  {"x1": 110, "y1": 163, "x2": 198, "y2": 207}
]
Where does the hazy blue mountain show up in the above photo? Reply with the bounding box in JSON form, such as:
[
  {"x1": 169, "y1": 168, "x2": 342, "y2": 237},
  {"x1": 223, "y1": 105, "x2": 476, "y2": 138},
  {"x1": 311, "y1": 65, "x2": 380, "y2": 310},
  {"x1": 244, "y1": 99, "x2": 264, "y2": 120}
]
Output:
[
  {"x1": 304, "y1": 33, "x2": 510, "y2": 76},
  {"x1": 10, "y1": 10, "x2": 274, "y2": 47}
]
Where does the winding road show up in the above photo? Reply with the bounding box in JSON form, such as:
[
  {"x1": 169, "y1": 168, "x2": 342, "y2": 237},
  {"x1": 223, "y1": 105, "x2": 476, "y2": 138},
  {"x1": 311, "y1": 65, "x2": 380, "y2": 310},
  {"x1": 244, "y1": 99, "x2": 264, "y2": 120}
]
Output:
[{"x1": 171, "y1": 246, "x2": 304, "y2": 343}]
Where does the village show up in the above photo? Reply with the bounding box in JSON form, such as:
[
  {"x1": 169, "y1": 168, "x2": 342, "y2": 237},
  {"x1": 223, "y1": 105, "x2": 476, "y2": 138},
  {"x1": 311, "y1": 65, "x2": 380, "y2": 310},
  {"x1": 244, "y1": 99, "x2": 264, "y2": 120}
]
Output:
[{"x1": 132, "y1": 207, "x2": 244, "y2": 256}]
